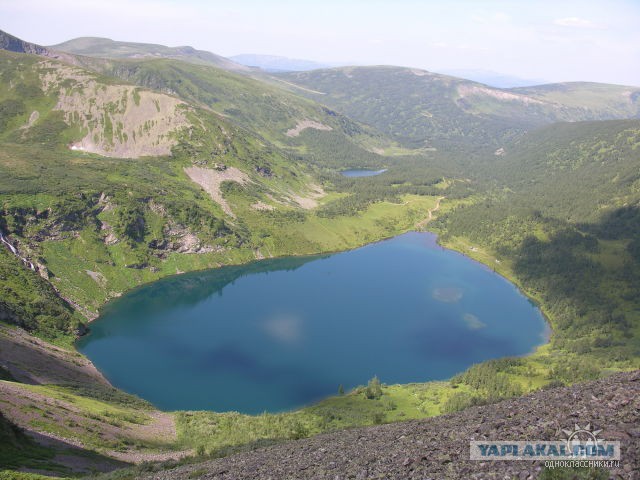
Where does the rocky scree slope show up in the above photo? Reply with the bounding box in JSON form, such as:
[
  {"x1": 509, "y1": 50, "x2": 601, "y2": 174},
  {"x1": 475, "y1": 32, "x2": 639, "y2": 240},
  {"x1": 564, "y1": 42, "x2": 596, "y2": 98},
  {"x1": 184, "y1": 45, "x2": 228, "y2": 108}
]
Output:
[{"x1": 142, "y1": 371, "x2": 639, "y2": 480}]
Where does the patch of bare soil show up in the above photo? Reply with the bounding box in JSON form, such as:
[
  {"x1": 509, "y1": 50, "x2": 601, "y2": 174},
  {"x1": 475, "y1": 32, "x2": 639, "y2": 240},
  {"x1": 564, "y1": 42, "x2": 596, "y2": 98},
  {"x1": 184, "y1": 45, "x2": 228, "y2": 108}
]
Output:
[
  {"x1": 251, "y1": 201, "x2": 275, "y2": 211},
  {"x1": 85, "y1": 269, "x2": 106, "y2": 286},
  {"x1": 410, "y1": 68, "x2": 433, "y2": 77},
  {"x1": 184, "y1": 166, "x2": 250, "y2": 217},
  {"x1": 0, "y1": 324, "x2": 191, "y2": 471},
  {"x1": 286, "y1": 183, "x2": 326, "y2": 209},
  {"x1": 286, "y1": 120, "x2": 332, "y2": 137},
  {"x1": 0, "y1": 324, "x2": 107, "y2": 386},
  {"x1": 272, "y1": 78, "x2": 327, "y2": 95},
  {"x1": 457, "y1": 84, "x2": 545, "y2": 105},
  {"x1": 19, "y1": 110, "x2": 39, "y2": 130}
]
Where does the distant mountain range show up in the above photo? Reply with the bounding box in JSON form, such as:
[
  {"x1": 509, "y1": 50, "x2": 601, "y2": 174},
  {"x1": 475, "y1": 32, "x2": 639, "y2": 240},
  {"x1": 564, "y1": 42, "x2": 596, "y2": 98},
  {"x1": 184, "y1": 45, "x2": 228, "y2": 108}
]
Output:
[
  {"x1": 230, "y1": 55, "x2": 548, "y2": 87},
  {"x1": 436, "y1": 69, "x2": 547, "y2": 88},
  {"x1": 229, "y1": 54, "x2": 338, "y2": 72}
]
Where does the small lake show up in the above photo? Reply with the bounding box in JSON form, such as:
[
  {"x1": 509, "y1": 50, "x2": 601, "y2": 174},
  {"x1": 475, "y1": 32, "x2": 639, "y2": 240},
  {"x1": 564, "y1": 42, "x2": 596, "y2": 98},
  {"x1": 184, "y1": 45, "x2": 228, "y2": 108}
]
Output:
[
  {"x1": 78, "y1": 232, "x2": 546, "y2": 414},
  {"x1": 341, "y1": 168, "x2": 387, "y2": 177}
]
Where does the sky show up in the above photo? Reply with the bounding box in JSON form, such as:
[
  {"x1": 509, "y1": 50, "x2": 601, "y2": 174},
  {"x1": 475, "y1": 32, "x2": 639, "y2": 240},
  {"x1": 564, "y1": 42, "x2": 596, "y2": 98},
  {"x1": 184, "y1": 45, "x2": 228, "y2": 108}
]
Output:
[{"x1": 1, "y1": 0, "x2": 639, "y2": 85}]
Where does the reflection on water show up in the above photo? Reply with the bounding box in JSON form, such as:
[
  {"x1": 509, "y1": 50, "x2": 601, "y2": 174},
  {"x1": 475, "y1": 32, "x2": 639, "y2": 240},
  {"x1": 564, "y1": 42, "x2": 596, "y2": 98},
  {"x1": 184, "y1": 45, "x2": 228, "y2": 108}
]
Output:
[{"x1": 79, "y1": 232, "x2": 546, "y2": 414}]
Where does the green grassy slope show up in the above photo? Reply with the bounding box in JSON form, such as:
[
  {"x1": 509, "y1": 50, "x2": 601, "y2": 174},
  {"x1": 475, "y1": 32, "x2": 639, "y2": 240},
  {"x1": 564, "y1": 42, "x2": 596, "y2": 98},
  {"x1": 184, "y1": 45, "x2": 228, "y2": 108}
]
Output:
[
  {"x1": 0, "y1": 49, "x2": 338, "y2": 317},
  {"x1": 479, "y1": 119, "x2": 640, "y2": 221},
  {"x1": 511, "y1": 81, "x2": 640, "y2": 114},
  {"x1": 0, "y1": 412, "x2": 60, "y2": 473},
  {"x1": 0, "y1": 245, "x2": 83, "y2": 345}
]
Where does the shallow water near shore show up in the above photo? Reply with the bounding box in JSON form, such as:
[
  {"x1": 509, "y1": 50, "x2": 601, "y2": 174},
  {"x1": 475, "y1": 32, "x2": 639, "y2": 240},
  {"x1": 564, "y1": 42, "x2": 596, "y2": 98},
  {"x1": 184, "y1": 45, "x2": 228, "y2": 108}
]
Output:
[{"x1": 78, "y1": 232, "x2": 546, "y2": 414}]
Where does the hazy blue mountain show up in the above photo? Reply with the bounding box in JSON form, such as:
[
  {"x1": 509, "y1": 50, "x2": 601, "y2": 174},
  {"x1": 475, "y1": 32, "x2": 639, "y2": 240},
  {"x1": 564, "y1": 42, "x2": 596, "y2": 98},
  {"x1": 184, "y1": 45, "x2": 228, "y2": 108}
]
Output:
[
  {"x1": 230, "y1": 54, "x2": 336, "y2": 72},
  {"x1": 437, "y1": 68, "x2": 547, "y2": 88}
]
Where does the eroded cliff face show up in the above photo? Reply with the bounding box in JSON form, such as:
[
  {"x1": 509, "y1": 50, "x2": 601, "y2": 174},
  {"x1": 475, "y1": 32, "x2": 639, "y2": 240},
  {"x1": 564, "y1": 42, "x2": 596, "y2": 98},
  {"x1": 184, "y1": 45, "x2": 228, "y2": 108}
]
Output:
[{"x1": 39, "y1": 61, "x2": 190, "y2": 158}]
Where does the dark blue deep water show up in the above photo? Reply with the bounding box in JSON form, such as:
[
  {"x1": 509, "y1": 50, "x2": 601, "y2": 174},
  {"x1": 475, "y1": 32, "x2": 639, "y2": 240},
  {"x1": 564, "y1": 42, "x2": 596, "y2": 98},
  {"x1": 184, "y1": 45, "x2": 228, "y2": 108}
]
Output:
[{"x1": 78, "y1": 232, "x2": 546, "y2": 413}]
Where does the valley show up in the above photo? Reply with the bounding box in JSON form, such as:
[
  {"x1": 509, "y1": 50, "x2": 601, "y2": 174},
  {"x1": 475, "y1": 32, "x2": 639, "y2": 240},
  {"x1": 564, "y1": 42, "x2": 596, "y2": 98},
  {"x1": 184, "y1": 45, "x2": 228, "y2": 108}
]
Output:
[{"x1": 0, "y1": 25, "x2": 638, "y2": 480}]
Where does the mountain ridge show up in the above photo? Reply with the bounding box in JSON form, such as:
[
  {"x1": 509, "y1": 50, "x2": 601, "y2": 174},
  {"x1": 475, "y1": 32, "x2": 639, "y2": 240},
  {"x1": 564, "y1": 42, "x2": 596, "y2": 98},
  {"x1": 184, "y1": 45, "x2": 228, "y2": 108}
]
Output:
[
  {"x1": 51, "y1": 36, "x2": 250, "y2": 72},
  {"x1": 277, "y1": 65, "x2": 640, "y2": 150}
]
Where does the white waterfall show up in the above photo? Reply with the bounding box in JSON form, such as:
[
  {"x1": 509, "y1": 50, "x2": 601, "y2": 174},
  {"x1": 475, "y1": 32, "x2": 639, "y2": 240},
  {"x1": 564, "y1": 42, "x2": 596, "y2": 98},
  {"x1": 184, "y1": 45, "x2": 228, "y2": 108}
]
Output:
[{"x1": 0, "y1": 231, "x2": 35, "y2": 271}]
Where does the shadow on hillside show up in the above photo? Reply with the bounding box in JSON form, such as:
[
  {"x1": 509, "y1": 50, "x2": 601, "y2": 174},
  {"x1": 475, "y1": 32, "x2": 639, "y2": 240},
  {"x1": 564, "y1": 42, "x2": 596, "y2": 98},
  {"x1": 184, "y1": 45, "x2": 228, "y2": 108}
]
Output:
[
  {"x1": 26, "y1": 429, "x2": 130, "y2": 474},
  {"x1": 0, "y1": 411, "x2": 129, "y2": 475},
  {"x1": 512, "y1": 205, "x2": 639, "y2": 334}
]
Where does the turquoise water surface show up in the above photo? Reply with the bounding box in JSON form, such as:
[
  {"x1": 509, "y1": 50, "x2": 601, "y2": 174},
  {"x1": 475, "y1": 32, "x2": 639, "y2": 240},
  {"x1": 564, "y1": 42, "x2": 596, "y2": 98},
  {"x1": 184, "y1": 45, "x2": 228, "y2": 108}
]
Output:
[{"x1": 78, "y1": 232, "x2": 546, "y2": 413}]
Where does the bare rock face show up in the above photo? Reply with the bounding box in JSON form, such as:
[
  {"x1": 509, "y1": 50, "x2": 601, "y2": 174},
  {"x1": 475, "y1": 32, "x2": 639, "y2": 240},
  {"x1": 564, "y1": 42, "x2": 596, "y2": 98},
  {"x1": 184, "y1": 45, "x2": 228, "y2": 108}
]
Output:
[
  {"x1": 142, "y1": 371, "x2": 639, "y2": 480},
  {"x1": 0, "y1": 29, "x2": 77, "y2": 64},
  {"x1": 0, "y1": 29, "x2": 50, "y2": 55}
]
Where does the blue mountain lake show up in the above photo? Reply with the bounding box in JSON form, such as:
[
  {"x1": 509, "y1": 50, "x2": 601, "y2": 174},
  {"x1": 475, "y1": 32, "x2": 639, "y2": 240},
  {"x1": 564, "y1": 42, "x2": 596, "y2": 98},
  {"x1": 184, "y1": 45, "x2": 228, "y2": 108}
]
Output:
[
  {"x1": 341, "y1": 168, "x2": 387, "y2": 177},
  {"x1": 77, "y1": 232, "x2": 547, "y2": 414}
]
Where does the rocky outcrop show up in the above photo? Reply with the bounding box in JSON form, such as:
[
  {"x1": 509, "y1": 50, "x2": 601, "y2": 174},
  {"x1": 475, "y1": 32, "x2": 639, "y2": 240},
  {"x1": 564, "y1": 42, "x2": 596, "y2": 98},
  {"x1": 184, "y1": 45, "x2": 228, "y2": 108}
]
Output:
[
  {"x1": 0, "y1": 29, "x2": 51, "y2": 56},
  {"x1": 0, "y1": 29, "x2": 77, "y2": 64},
  {"x1": 143, "y1": 371, "x2": 639, "y2": 480},
  {"x1": 158, "y1": 223, "x2": 219, "y2": 254}
]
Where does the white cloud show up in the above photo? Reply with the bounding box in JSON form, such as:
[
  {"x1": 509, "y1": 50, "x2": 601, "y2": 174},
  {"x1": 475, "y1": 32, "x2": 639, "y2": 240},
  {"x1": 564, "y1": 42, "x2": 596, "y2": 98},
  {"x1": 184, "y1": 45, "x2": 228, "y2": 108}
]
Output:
[
  {"x1": 262, "y1": 314, "x2": 303, "y2": 345},
  {"x1": 554, "y1": 17, "x2": 597, "y2": 28}
]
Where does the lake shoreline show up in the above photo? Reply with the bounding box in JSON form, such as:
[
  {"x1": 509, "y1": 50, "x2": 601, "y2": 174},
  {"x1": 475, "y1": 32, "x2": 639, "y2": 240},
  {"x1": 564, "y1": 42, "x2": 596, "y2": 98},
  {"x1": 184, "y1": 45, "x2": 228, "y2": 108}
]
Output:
[
  {"x1": 78, "y1": 230, "x2": 548, "y2": 414},
  {"x1": 435, "y1": 235, "x2": 554, "y2": 353}
]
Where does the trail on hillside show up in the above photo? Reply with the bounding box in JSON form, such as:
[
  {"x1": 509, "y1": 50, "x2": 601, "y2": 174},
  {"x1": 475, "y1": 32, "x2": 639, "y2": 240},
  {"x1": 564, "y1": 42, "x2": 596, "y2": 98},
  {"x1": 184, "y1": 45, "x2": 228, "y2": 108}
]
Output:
[{"x1": 415, "y1": 196, "x2": 445, "y2": 230}]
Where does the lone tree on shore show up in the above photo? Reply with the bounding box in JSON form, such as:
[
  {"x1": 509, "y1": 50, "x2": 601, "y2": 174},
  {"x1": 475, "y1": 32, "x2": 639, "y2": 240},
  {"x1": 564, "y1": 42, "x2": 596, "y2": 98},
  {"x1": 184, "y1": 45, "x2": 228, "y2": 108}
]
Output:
[{"x1": 364, "y1": 375, "x2": 383, "y2": 400}]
